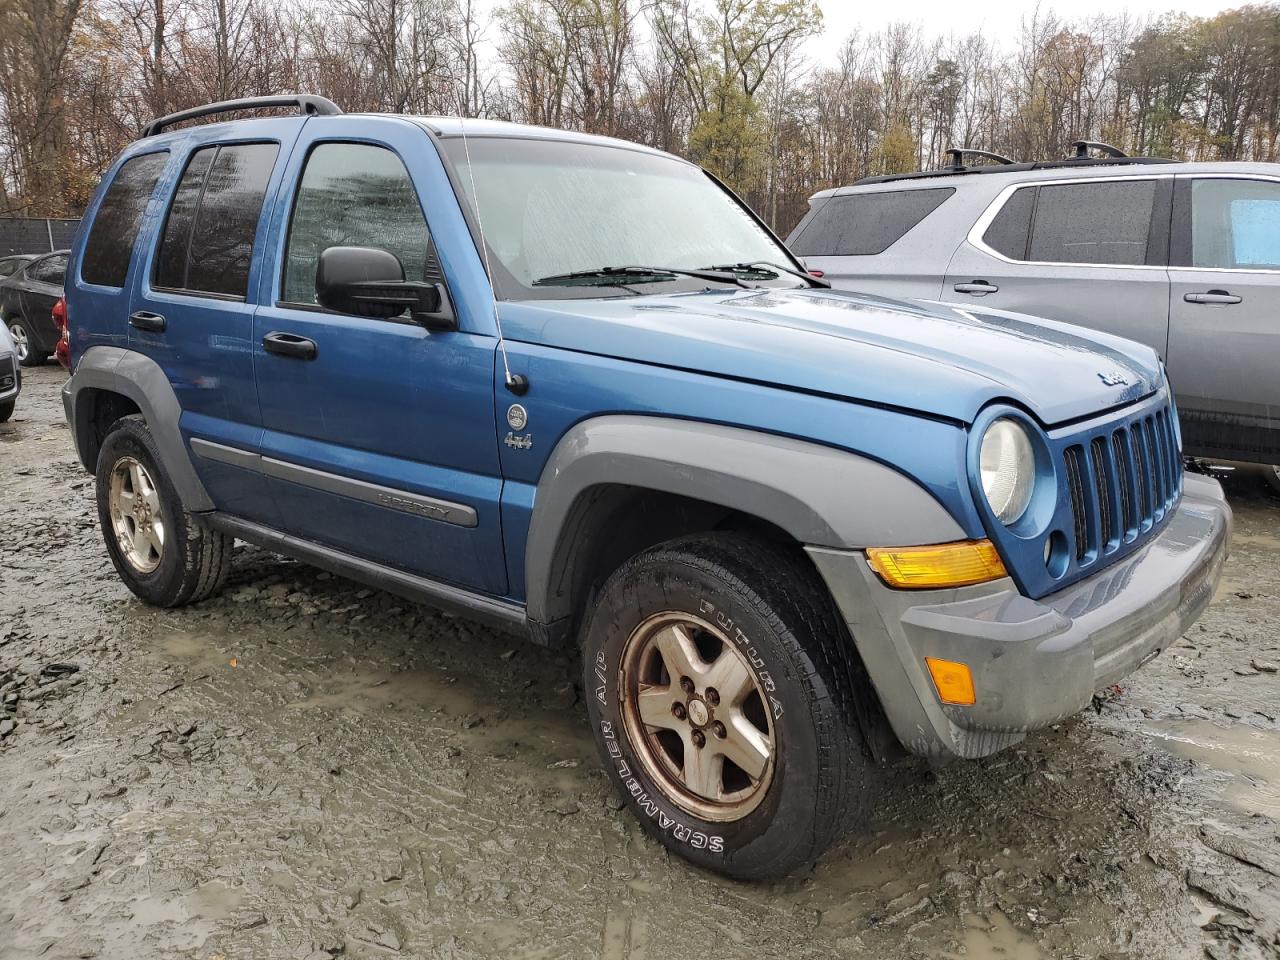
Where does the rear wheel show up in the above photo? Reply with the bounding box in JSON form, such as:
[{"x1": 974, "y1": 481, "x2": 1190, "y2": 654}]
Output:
[
  {"x1": 582, "y1": 532, "x2": 873, "y2": 880},
  {"x1": 7, "y1": 317, "x2": 47, "y2": 367},
  {"x1": 96, "y1": 416, "x2": 233, "y2": 606}
]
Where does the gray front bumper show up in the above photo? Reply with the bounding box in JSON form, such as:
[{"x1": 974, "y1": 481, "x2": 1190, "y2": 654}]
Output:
[{"x1": 808, "y1": 472, "x2": 1231, "y2": 759}]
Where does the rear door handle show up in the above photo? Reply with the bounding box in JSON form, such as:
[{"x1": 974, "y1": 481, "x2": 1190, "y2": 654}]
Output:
[
  {"x1": 262, "y1": 331, "x2": 318, "y2": 360},
  {"x1": 1184, "y1": 290, "x2": 1242, "y2": 305},
  {"x1": 128, "y1": 310, "x2": 166, "y2": 333},
  {"x1": 953, "y1": 281, "x2": 999, "y2": 295}
]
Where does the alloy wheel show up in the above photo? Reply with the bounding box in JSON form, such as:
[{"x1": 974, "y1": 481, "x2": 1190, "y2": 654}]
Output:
[
  {"x1": 8, "y1": 321, "x2": 27, "y2": 362},
  {"x1": 620, "y1": 611, "x2": 776, "y2": 822},
  {"x1": 108, "y1": 456, "x2": 166, "y2": 574}
]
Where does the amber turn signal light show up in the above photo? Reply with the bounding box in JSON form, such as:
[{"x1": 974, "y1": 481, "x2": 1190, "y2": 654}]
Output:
[
  {"x1": 925, "y1": 657, "x2": 977, "y2": 706},
  {"x1": 865, "y1": 539, "x2": 1008, "y2": 590}
]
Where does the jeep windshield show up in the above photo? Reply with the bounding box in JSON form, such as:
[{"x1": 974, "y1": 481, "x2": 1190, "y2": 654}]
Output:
[{"x1": 439, "y1": 135, "x2": 809, "y2": 300}]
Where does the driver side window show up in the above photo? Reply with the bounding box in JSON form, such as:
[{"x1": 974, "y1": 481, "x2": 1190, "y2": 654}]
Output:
[{"x1": 282, "y1": 142, "x2": 435, "y2": 306}]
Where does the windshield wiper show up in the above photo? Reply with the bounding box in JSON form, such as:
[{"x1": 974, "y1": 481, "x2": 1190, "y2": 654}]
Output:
[
  {"x1": 700, "y1": 260, "x2": 831, "y2": 288},
  {"x1": 532, "y1": 265, "x2": 749, "y2": 288}
]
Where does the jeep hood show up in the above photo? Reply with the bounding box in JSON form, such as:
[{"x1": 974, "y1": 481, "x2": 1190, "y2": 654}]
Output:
[{"x1": 499, "y1": 288, "x2": 1162, "y2": 426}]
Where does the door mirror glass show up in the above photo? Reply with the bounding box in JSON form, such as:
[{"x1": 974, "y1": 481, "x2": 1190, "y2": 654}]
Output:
[{"x1": 315, "y1": 246, "x2": 447, "y2": 327}]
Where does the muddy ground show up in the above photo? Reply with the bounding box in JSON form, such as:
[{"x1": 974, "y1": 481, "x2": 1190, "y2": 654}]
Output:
[{"x1": 2, "y1": 364, "x2": 1279, "y2": 960}]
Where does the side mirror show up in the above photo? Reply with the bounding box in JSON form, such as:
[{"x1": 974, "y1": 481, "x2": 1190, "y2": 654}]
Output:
[{"x1": 315, "y1": 246, "x2": 455, "y2": 331}]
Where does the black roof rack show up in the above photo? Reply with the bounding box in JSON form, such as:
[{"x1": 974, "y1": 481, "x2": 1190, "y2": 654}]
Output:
[
  {"x1": 142, "y1": 94, "x2": 342, "y2": 138},
  {"x1": 854, "y1": 142, "x2": 1177, "y2": 186},
  {"x1": 945, "y1": 148, "x2": 1016, "y2": 170}
]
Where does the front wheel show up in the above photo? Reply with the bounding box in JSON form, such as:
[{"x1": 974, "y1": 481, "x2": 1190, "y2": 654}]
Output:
[
  {"x1": 582, "y1": 533, "x2": 873, "y2": 880},
  {"x1": 95, "y1": 415, "x2": 233, "y2": 606},
  {"x1": 0, "y1": 398, "x2": 13, "y2": 422}
]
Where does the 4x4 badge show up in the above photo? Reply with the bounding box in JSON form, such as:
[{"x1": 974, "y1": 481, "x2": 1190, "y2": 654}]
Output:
[
  {"x1": 1097, "y1": 370, "x2": 1129, "y2": 386},
  {"x1": 505, "y1": 433, "x2": 533, "y2": 451}
]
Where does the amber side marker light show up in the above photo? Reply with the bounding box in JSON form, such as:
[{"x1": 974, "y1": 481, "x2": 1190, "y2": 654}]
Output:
[
  {"x1": 865, "y1": 539, "x2": 1008, "y2": 590},
  {"x1": 925, "y1": 657, "x2": 977, "y2": 706}
]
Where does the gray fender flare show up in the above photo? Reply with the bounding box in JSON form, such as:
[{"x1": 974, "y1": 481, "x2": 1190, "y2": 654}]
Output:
[
  {"x1": 63, "y1": 345, "x2": 214, "y2": 511},
  {"x1": 524, "y1": 415, "x2": 965, "y2": 627}
]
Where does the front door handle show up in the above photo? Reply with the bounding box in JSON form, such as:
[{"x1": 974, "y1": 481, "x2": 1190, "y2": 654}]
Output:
[
  {"x1": 262, "y1": 331, "x2": 318, "y2": 360},
  {"x1": 953, "y1": 280, "x2": 999, "y2": 296},
  {"x1": 129, "y1": 310, "x2": 166, "y2": 333},
  {"x1": 1184, "y1": 290, "x2": 1242, "y2": 305}
]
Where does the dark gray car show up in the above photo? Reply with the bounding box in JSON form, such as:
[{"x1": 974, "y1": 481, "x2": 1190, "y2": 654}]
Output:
[
  {"x1": 789, "y1": 151, "x2": 1280, "y2": 489},
  {"x1": 1, "y1": 249, "x2": 68, "y2": 366}
]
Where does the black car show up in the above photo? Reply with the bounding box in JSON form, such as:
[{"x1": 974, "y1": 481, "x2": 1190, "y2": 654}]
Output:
[
  {"x1": 1, "y1": 250, "x2": 68, "y2": 366},
  {"x1": 0, "y1": 254, "x2": 33, "y2": 280}
]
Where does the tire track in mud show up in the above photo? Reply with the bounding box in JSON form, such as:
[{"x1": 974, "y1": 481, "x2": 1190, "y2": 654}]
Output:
[{"x1": 3, "y1": 365, "x2": 1280, "y2": 959}]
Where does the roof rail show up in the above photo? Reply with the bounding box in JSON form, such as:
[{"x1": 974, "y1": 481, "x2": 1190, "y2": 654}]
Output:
[
  {"x1": 945, "y1": 148, "x2": 1016, "y2": 170},
  {"x1": 1072, "y1": 140, "x2": 1127, "y2": 160},
  {"x1": 141, "y1": 94, "x2": 342, "y2": 138}
]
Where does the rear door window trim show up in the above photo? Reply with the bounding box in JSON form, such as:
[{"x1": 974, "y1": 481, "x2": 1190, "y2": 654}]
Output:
[{"x1": 968, "y1": 174, "x2": 1175, "y2": 272}]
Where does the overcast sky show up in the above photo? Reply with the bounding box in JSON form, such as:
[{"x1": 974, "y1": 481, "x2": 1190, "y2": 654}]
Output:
[{"x1": 808, "y1": 0, "x2": 1243, "y2": 59}]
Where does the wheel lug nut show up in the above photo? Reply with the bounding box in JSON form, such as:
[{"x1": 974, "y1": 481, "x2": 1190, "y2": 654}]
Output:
[
  {"x1": 712, "y1": 721, "x2": 726, "y2": 739},
  {"x1": 679, "y1": 676, "x2": 694, "y2": 695},
  {"x1": 691, "y1": 730, "x2": 706, "y2": 748},
  {"x1": 671, "y1": 702, "x2": 686, "y2": 720},
  {"x1": 706, "y1": 687, "x2": 720, "y2": 706}
]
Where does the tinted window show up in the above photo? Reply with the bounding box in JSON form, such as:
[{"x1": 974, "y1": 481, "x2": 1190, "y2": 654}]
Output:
[
  {"x1": 1028, "y1": 180, "x2": 1156, "y2": 265},
  {"x1": 983, "y1": 186, "x2": 1035, "y2": 259},
  {"x1": 789, "y1": 188, "x2": 954, "y2": 257},
  {"x1": 155, "y1": 148, "x2": 215, "y2": 290},
  {"x1": 1191, "y1": 178, "x2": 1280, "y2": 269},
  {"x1": 28, "y1": 254, "x2": 67, "y2": 284},
  {"x1": 0, "y1": 259, "x2": 24, "y2": 278},
  {"x1": 81, "y1": 152, "x2": 168, "y2": 287},
  {"x1": 155, "y1": 142, "x2": 278, "y2": 298},
  {"x1": 283, "y1": 143, "x2": 431, "y2": 306}
]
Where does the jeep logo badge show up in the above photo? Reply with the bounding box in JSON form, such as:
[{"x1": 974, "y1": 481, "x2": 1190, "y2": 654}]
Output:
[
  {"x1": 1097, "y1": 370, "x2": 1129, "y2": 386},
  {"x1": 507, "y1": 404, "x2": 528, "y2": 431}
]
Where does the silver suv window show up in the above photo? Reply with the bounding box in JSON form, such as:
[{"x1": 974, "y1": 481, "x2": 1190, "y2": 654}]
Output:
[
  {"x1": 790, "y1": 188, "x2": 954, "y2": 257},
  {"x1": 982, "y1": 180, "x2": 1157, "y2": 266},
  {"x1": 1191, "y1": 178, "x2": 1280, "y2": 270}
]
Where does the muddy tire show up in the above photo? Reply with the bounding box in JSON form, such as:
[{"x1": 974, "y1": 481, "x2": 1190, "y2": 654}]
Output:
[
  {"x1": 95, "y1": 415, "x2": 233, "y2": 607},
  {"x1": 582, "y1": 532, "x2": 872, "y2": 880}
]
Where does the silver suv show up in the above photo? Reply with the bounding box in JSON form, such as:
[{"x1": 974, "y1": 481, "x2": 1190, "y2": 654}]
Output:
[{"x1": 788, "y1": 145, "x2": 1280, "y2": 489}]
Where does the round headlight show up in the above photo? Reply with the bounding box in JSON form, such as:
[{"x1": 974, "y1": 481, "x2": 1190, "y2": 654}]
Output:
[{"x1": 980, "y1": 418, "x2": 1035, "y2": 524}]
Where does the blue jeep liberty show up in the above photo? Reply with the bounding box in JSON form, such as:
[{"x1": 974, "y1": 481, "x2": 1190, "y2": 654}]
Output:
[{"x1": 62, "y1": 95, "x2": 1231, "y2": 879}]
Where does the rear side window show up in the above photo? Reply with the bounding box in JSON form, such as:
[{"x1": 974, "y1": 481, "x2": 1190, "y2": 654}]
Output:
[
  {"x1": 282, "y1": 142, "x2": 432, "y2": 306},
  {"x1": 1027, "y1": 180, "x2": 1156, "y2": 266},
  {"x1": 0, "y1": 259, "x2": 24, "y2": 278},
  {"x1": 28, "y1": 254, "x2": 67, "y2": 284},
  {"x1": 81, "y1": 152, "x2": 168, "y2": 287},
  {"x1": 982, "y1": 186, "x2": 1035, "y2": 259},
  {"x1": 1191, "y1": 178, "x2": 1280, "y2": 269},
  {"x1": 789, "y1": 188, "x2": 954, "y2": 257},
  {"x1": 155, "y1": 142, "x2": 279, "y2": 298}
]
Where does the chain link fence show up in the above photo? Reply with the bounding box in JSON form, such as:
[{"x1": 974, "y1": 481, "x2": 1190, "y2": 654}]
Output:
[{"x1": 0, "y1": 217, "x2": 80, "y2": 256}]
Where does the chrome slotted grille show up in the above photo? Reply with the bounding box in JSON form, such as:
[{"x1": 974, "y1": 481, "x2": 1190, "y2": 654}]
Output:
[{"x1": 1062, "y1": 403, "x2": 1181, "y2": 568}]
